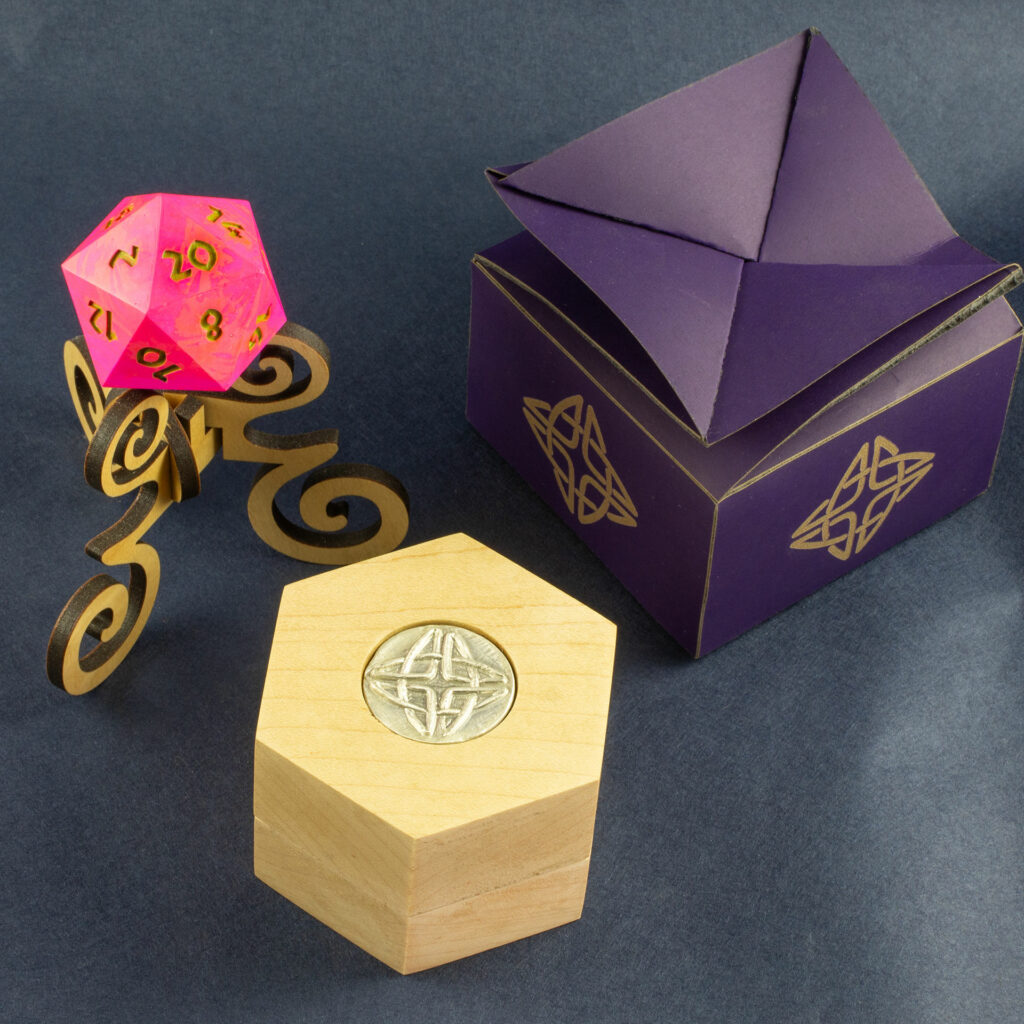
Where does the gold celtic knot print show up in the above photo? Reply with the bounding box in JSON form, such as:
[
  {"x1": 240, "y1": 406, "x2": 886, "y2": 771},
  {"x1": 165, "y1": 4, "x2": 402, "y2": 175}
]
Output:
[
  {"x1": 522, "y1": 395, "x2": 638, "y2": 528},
  {"x1": 790, "y1": 435, "x2": 934, "y2": 562}
]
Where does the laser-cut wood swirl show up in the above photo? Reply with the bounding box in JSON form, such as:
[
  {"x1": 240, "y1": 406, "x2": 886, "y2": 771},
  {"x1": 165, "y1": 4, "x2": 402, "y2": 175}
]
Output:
[{"x1": 47, "y1": 322, "x2": 410, "y2": 695}]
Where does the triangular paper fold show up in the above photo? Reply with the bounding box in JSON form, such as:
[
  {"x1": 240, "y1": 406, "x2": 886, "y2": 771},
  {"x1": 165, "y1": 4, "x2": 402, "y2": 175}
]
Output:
[
  {"x1": 707, "y1": 261, "x2": 1009, "y2": 439},
  {"x1": 758, "y1": 33, "x2": 954, "y2": 264},
  {"x1": 495, "y1": 179, "x2": 741, "y2": 436},
  {"x1": 502, "y1": 32, "x2": 807, "y2": 260}
]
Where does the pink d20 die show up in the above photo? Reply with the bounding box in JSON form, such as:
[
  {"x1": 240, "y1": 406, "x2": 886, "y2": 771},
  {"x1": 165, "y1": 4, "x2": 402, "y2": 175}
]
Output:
[{"x1": 62, "y1": 193, "x2": 287, "y2": 391}]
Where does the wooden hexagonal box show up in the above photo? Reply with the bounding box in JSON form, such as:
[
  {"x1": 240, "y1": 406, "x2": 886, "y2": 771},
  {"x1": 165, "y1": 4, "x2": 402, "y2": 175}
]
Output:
[{"x1": 254, "y1": 533, "x2": 617, "y2": 973}]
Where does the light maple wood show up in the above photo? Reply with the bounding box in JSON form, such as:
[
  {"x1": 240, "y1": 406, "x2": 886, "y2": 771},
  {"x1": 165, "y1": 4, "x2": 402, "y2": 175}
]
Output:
[
  {"x1": 254, "y1": 818, "x2": 590, "y2": 974},
  {"x1": 254, "y1": 533, "x2": 617, "y2": 972}
]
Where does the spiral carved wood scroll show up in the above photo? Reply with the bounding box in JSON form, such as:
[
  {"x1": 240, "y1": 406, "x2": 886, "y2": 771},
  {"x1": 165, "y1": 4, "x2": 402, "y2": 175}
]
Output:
[{"x1": 47, "y1": 322, "x2": 410, "y2": 695}]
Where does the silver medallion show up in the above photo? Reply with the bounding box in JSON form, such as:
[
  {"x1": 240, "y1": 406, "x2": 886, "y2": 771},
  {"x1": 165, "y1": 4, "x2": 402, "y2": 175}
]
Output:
[{"x1": 362, "y1": 624, "x2": 516, "y2": 744}]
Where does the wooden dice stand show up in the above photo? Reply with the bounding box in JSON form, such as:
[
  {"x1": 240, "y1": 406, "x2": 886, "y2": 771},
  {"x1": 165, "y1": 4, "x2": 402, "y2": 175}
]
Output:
[{"x1": 47, "y1": 321, "x2": 410, "y2": 695}]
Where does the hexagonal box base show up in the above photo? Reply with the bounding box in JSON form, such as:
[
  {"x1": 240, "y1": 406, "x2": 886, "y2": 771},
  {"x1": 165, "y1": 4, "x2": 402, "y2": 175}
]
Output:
[
  {"x1": 255, "y1": 818, "x2": 590, "y2": 973},
  {"x1": 253, "y1": 534, "x2": 617, "y2": 973}
]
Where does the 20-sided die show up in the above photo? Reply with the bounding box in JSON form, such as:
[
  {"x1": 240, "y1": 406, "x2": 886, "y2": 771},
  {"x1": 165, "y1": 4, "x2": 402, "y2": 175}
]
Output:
[{"x1": 62, "y1": 193, "x2": 287, "y2": 391}]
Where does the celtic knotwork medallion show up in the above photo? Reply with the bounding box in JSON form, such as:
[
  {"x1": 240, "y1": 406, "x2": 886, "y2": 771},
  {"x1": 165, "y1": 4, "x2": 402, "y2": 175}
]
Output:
[
  {"x1": 522, "y1": 394, "x2": 637, "y2": 528},
  {"x1": 362, "y1": 625, "x2": 516, "y2": 744},
  {"x1": 790, "y1": 434, "x2": 934, "y2": 562}
]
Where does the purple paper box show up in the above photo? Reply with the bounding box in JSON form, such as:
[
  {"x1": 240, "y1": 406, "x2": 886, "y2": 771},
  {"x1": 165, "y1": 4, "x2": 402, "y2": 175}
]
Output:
[{"x1": 467, "y1": 29, "x2": 1022, "y2": 656}]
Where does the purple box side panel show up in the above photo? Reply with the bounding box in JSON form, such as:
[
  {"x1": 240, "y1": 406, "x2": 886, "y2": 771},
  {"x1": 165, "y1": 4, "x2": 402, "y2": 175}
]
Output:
[
  {"x1": 699, "y1": 337, "x2": 1022, "y2": 654},
  {"x1": 468, "y1": 263, "x2": 715, "y2": 653}
]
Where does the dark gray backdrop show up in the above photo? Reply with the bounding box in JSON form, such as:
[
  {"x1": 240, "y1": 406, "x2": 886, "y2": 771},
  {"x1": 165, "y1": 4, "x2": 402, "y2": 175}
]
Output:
[{"x1": 3, "y1": 2, "x2": 1022, "y2": 1021}]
